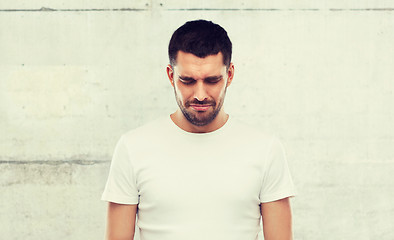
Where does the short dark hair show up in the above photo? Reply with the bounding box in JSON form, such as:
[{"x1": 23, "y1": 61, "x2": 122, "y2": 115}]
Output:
[{"x1": 168, "y1": 19, "x2": 232, "y2": 68}]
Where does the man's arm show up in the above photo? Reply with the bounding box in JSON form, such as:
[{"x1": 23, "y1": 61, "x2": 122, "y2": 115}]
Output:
[
  {"x1": 106, "y1": 202, "x2": 138, "y2": 240},
  {"x1": 260, "y1": 197, "x2": 293, "y2": 240}
]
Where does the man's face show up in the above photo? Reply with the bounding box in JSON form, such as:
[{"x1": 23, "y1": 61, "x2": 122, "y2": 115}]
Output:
[{"x1": 167, "y1": 51, "x2": 233, "y2": 126}]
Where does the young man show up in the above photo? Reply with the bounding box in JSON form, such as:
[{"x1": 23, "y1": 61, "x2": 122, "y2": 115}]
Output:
[{"x1": 102, "y1": 20, "x2": 296, "y2": 240}]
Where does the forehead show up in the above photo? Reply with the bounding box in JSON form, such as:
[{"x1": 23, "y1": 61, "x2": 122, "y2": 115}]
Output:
[{"x1": 174, "y1": 51, "x2": 226, "y2": 78}]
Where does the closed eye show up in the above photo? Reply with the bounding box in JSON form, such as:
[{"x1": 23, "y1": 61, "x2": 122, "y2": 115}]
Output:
[
  {"x1": 179, "y1": 76, "x2": 195, "y2": 85},
  {"x1": 206, "y1": 78, "x2": 222, "y2": 84},
  {"x1": 204, "y1": 76, "x2": 222, "y2": 84},
  {"x1": 181, "y1": 80, "x2": 194, "y2": 85},
  {"x1": 179, "y1": 79, "x2": 195, "y2": 85}
]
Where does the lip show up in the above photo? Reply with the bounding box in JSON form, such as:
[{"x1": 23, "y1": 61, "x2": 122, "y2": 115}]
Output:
[{"x1": 190, "y1": 104, "x2": 211, "y2": 111}]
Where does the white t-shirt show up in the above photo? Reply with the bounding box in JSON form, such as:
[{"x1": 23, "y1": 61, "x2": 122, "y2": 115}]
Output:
[{"x1": 102, "y1": 115, "x2": 296, "y2": 240}]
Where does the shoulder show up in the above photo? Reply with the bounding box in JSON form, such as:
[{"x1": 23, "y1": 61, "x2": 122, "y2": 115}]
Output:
[
  {"x1": 120, "y1": 115, "x2": 170, "y2": 145},
  {"x1": 228, "y1": 117, "x2": 279, "y2": 147}
]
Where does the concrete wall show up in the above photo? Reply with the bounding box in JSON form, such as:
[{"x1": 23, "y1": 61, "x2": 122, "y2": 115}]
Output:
[{"x1": 1, "y1": 1, "x2": 393, "y2": 239}]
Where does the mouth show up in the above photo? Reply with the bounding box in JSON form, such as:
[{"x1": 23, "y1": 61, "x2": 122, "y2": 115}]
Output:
[{"x1": 189, "y1": 104, "x2": 211, "y2": 111}]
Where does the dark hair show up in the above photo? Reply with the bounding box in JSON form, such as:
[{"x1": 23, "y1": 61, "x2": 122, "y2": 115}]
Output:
[{"x1": 168, "y1": 19, "x2": 232, "y2": 68}]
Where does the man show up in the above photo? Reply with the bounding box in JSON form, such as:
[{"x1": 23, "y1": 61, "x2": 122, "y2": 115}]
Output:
[{"x1": 102, "y1": 20, "x2": 296, "y2": 240}]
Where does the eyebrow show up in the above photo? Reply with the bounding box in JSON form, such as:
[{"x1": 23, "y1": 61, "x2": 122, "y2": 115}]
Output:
[{"x1": 178, "y1": 75, "x2": 223, "y2": 81}]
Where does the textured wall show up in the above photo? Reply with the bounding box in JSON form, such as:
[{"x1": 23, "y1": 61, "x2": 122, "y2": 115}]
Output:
[{"x1": 1, "y1": 1, "x2": 393, "y2": 239}]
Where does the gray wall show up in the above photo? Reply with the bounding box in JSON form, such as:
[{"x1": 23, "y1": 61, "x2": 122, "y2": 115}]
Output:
[{"x1": 1, "y1": 1, "x2": 393, "y2": 239}]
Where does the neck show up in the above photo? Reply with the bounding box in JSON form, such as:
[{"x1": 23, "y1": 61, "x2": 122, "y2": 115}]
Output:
[{"x1": 170, "y1": 110, "x2": 229, "y2": 133}]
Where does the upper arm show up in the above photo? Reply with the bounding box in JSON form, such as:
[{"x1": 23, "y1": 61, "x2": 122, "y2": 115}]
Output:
[
  {"x1": 106, "y1": 202, "x2": 138, "y2": 240},
  {"x1": 260, "y1": 197, "x2": 293, "y2": 240}
]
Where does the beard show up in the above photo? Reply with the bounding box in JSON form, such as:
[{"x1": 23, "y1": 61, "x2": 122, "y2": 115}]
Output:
[{"x1": 174, "y1": 88, "x2": 227, "y2": 127}]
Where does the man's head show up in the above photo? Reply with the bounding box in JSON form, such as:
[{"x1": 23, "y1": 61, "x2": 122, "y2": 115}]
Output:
[{"x1": 167, "y1": 20, "x2": 234, "y2": 129}]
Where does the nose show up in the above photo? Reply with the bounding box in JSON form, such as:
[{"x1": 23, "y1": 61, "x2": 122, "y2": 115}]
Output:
[{"x1": 194, "y1": 81, "x2": 208, "y2": 102}]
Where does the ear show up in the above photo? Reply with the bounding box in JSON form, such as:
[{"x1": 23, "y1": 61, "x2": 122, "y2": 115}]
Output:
[
  {"x1": 166, "y1": 64, "x2": 174, "y2": 87},
  {"x1": 226, "y1": 63, "x2": 234, "y2": 87}
]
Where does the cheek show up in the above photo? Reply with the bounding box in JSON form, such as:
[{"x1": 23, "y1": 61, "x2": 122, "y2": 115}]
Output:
[
  {"x1": 213, "y1": 85, "x2": 227, "y2": 98},
  {"x1": 175, "y1": 84, "x2": 189, "y2": 100}
]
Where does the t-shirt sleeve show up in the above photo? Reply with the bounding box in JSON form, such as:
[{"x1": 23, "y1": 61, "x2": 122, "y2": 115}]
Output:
[
  {"x1": 101, "y1": 136, "x2": 139, "y2": 204},
  {"x1": 259, "y1": 136, "x2": 296, "y2": 203}
]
